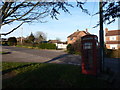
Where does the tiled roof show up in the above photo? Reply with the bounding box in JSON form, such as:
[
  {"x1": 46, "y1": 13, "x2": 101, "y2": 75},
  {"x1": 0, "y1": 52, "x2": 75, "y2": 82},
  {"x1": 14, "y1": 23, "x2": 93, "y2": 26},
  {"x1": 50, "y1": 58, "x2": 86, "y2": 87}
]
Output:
[
  {"x1": 49, "y1": 40, "x2": 60, "y2": 43},
  {"x1": 105, "y1": 30, "x2": 120, "y2": 36},
  {"x1": 67, "y1": 30, "x2": 90, "y2": 38}
]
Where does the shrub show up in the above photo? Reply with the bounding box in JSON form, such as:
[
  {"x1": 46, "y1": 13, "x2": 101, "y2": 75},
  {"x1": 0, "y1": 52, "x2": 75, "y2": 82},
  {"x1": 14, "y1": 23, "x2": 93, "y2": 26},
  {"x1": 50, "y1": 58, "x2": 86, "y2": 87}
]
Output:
[
  {"x1": 67, "y1": 40, "x2": 81, "y2": 55},
  {"x1": 2, "y1": 41, "x2": 8, "y2": 46},
  {"x1": 38, "y1": 43, "x2": 56, "y2": 49},
  {"x1": 67, "y1": 44, "x2": 75, "y2": 54},
  {"x1": 8, "y1": 37, "x2": 17, "y2": 46},
  {"x1": 105, "y1": 48, "x2": 120, "y2": 58}
]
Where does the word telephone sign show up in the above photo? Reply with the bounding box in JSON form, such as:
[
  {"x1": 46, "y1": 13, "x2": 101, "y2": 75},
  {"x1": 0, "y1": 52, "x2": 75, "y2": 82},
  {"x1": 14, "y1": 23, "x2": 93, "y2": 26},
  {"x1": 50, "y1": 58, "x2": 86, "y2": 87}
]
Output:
[{"x1": 81, "y1": 35, "x2": 100, "y2": 75}]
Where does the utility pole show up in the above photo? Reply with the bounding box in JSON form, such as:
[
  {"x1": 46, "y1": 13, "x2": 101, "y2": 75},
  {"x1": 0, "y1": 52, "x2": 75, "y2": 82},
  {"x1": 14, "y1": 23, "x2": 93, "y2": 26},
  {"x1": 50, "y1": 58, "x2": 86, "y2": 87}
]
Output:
[
  {"x1": 0, "y1": 5, "x2": 1, "y2": 30},
  {"x1": 99, "y1": 0, "x2": 104, "y2": 72}
]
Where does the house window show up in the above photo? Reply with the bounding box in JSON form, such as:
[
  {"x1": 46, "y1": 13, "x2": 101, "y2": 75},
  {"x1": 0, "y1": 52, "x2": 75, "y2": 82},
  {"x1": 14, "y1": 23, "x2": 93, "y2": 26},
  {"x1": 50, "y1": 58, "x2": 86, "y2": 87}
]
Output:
[
  {"x1": 110, "y1": 36, "x2": 116, "y2": 41},
  {"x1": 112, "y1": 47, "x2": 115, "y2": 49},
  {"x1": 110, "y1": 44, "x2": 117, "y2": 49},
  {"x1": 70, "y1": 37, "x2": 73, "y2": 40}
]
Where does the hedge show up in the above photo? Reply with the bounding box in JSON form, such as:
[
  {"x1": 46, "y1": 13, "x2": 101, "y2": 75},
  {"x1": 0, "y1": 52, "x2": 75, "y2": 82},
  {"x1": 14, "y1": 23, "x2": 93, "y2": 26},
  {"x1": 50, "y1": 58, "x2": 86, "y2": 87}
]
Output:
[
  {"x1": 38, "y1": 43, "x2": 56, "y2": 49},
  {"x1": 105, "y1": 48, "x2": 120, "y2": 58}
]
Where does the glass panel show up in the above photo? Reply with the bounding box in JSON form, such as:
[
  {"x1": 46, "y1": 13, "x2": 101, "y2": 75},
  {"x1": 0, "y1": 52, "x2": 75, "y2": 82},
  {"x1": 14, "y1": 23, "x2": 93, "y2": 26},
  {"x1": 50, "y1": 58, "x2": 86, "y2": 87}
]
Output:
[
  {"x1": 84, "y1": 49, "x2": 93, "y2": 70},
  {"x1": 84, "y1": 43, "x2": 92, "y2": 49},
  {"x1": 84, "y1": 43, "x2": 92, "y2": 46}
]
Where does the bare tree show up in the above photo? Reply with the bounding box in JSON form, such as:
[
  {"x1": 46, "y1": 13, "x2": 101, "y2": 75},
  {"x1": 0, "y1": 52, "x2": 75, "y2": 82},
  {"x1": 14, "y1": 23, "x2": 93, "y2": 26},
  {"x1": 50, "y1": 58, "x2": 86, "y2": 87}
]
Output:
[
  {"x1": 93, "y1": 1, "x2": 120, "y2": 28},
  {"x1": 34, "y1": 31, "x2": 47, "y2": 43},
  {"x1": 0, "y1": 1, "x2": 119, "y2": 36},
  {"x1": 0, "y1": 1, "x2": 88, "y2": 36}
]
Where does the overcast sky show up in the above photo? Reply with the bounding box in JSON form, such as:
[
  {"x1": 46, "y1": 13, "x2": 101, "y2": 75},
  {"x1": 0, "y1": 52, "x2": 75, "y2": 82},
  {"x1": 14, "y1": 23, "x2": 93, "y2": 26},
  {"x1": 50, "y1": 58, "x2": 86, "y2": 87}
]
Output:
[{"x1": 1, "y1": 2, "x2": 118, "y2": 41}]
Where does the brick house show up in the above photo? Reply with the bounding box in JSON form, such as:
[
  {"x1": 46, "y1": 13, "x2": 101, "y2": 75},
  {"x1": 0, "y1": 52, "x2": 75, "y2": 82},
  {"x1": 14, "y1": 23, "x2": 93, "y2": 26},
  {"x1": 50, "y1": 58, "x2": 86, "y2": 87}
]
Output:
[
  {"x1": 105, "y1": 28, "x2": 120, "y2": 49},
  {"x1": 67, "y1": 29, "x2": 90, "y2": 44}
]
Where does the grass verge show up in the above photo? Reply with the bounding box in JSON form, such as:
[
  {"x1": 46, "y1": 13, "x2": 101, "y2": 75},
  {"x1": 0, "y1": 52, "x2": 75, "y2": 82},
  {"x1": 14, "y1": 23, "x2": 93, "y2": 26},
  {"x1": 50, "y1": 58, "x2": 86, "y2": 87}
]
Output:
[{"x1": 2, "y1": 62, "x2": 110, "y2": 88}]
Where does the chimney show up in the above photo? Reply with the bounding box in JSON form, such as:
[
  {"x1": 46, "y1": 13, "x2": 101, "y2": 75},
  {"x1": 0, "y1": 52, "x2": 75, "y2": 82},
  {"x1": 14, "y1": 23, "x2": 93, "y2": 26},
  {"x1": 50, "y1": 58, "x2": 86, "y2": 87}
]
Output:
[
  {"x1": 105, "y1": 28, "x2": 108, "y2": 33},
  {"x1": 77, "y1": 29, "x2": 79, "y2": 32},
  {"x1": 86, "y1": 28, "x2": 88, "y2": 33}
]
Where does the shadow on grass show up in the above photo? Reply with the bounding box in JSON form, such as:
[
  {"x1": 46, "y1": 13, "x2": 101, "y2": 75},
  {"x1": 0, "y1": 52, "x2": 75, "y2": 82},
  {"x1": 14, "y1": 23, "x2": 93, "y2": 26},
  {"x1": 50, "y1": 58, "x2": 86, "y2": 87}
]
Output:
[
  {"x1": 2, "y1": 54, "x2": 69, "y2": 75},
  {"x1": 2, "y1": 63, "x2": 110, "y2": 88},
  {"x1": 1, "y1": 52, "x2": 11, "y2": 54},
  {"x1": 2, "y1": 63, "x2": 37, "y2": 75}
]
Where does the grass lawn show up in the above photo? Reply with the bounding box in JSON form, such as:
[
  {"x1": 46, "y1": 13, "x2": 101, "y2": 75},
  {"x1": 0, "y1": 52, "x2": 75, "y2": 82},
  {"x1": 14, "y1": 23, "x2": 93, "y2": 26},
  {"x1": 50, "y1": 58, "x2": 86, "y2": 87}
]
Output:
[{"x1": 2, "y1": 62, "x2": 110, "y2": 88}]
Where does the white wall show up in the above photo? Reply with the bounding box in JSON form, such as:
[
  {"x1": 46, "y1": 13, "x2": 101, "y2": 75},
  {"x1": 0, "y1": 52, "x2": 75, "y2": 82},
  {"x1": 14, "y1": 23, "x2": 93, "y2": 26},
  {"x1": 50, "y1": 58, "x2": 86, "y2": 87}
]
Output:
[
  {"x1": 56, "y1": 43, "x2": 67, "y2": 50},
  {"x1": 109, "y1": 44, "x2": 118, "y2": 49}
]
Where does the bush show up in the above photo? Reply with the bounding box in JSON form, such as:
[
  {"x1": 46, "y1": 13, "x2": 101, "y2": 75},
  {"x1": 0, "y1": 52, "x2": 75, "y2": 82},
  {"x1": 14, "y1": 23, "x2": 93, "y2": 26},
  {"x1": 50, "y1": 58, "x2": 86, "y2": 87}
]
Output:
[
  {"x1": 8, "y1": 37, "x2": 17, "y2": 46},
  {"x1": 105, "y1": 48, "x2": 120, "y2": 58},
  {"x1": 2, "y1": 41, "x2": 8, "y2": 46},
  {"x1": 38, "y1": 43, "x2": 56, "y2": 49},
  {"x1": 67, "y1": 40, "x2": 81, "y2": 55},
  {"x1": 67, "y1": 44, "x2": 75, "y2": 54}
]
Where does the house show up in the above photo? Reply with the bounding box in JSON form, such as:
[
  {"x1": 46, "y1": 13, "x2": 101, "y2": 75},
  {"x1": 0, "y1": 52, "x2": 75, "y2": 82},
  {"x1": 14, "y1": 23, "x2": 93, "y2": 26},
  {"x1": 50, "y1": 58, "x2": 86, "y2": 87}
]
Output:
[
  {"x1": 55, "y1": 42, "x2": 67, "y2": 50},
  {"x1": 17, "y1": 37, "x2": 26, "y2": 43},
  {"x1": 67, "y1": 29, "x2": 90, "y2": 44},
  {"x1": 0, "y1": 38, "x2": 7, "y2": 42},
  {"x1": 48, "y1": 40, "x2": 61, "y2": 44},
  {"x1": 105, "y1": 28, "x2": 120, "y2": 49},
  {"x1": 48, "y1": 40, "x2": 67, "y2": 50}
]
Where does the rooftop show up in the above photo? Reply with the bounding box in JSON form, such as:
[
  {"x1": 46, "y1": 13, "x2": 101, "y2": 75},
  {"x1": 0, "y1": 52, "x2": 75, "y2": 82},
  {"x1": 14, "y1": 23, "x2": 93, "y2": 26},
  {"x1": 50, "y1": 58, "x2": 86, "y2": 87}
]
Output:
[
  {"x1": 67, "y1": 30, "x2": 90, "y2": 38},
  {"x1": 105, "y1": 30, "x2": 120, "y2": 36}
]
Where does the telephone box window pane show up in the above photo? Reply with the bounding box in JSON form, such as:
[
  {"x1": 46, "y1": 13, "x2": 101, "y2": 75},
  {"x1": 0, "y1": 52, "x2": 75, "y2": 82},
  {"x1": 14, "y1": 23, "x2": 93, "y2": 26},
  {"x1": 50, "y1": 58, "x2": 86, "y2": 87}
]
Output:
[
  {"x1": 96, "y1": 42, "x2": 98, "y2": 46},
  {"x1": 84, "y1": 46, "x2": 92, "y2": 49},
  {"x1": 84, "y1": 43, "x2": 92, "y2": 46},
  {"x1": 84, "y1": 50, "x2": 93, "y2": 70},
  {"x1": 84, "y1": 43, "x2": 92, "y2": 49}
]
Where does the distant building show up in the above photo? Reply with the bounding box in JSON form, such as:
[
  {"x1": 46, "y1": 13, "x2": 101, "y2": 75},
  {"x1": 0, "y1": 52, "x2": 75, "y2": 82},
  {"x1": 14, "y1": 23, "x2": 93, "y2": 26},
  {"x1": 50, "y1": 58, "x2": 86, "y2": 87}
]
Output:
[
  {"x1": 0, "y1": 38, "x2": 7, "y2": 42},
  {"x1": 67, "y1": 29, "x2": 90, "y2": 44},
  {"x1": 105, "y1": 28, "x2": 120, "y2": 49},
  {"x1": 17, "y1": 37, "x2": 26, "y2": 44},
  {"x1": 48, "y1": 40, "x2": 61, "y2": 44},
  {"x1": 48, "y1": 40, "x2": 67, "y2": 50}
]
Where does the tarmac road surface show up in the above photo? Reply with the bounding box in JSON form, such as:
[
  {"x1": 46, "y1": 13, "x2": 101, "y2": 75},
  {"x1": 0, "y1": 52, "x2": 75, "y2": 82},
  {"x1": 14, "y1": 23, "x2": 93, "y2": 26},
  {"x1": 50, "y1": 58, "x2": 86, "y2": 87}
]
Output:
[{"x1": 1, "y1": 46, "x2": 81, "y2": 65}]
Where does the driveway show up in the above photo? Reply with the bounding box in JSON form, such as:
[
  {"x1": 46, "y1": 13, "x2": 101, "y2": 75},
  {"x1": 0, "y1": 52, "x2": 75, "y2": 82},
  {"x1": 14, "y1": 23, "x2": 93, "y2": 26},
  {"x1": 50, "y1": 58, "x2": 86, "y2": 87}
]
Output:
[{"x1": 1, "y1": 46, "x2": 81, "y2": 65}]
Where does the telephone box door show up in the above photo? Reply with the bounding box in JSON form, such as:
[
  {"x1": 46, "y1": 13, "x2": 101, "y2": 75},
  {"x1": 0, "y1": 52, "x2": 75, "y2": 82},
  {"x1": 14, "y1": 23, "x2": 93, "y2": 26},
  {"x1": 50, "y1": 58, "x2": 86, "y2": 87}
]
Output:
[{"x1": 81, "y1": 35, "x2": 99, "y2": 75}]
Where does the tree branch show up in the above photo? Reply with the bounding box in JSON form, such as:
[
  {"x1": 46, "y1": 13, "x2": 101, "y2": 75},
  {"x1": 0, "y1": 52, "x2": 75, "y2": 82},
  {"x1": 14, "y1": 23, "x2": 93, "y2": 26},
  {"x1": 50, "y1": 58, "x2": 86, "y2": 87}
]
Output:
[
  {"x1": 1, "y1": 2, "x2": 39, "y2": 26},
  {"x1": 0, "y1": 22, "x2": 24, "y2": 36}
]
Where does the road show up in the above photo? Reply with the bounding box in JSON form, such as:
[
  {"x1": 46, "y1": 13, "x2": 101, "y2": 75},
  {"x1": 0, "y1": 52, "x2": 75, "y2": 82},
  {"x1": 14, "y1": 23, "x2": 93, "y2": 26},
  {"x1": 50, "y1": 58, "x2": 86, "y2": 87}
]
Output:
[{"x1": 1, "y1": 46, "x2": 81, "y2": 65}]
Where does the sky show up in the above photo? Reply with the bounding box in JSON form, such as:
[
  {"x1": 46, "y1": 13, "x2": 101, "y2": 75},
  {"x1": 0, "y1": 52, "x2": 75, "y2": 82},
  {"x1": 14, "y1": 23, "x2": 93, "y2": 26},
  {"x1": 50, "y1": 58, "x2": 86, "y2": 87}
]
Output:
[{"x1": 1, "y1": 2, "x2": 119, "y2": 42}]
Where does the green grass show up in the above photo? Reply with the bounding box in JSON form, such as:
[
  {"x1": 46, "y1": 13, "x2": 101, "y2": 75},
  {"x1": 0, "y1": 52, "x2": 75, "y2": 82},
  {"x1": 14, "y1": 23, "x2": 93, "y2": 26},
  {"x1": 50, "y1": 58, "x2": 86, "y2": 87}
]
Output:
[
  {"x1": 0, "y1": 51, "x2": 12, "y2": 55},
  {"x1": 16, "y1": 44, "x2": 57, "y2": 50},
  {"x1": 2, "y1": 62, "x2": 110, "y2": 88},
  {"x1": 0, "y1": 52, "x2": 7, "y2": 54}
]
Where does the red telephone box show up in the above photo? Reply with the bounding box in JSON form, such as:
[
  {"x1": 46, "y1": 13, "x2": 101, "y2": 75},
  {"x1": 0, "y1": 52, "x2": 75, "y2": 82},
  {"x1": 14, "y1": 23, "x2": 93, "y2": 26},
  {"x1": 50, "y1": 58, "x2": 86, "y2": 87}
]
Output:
[{"x1": 81, "y1": 34, "x2": 100, "y2": 75}]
